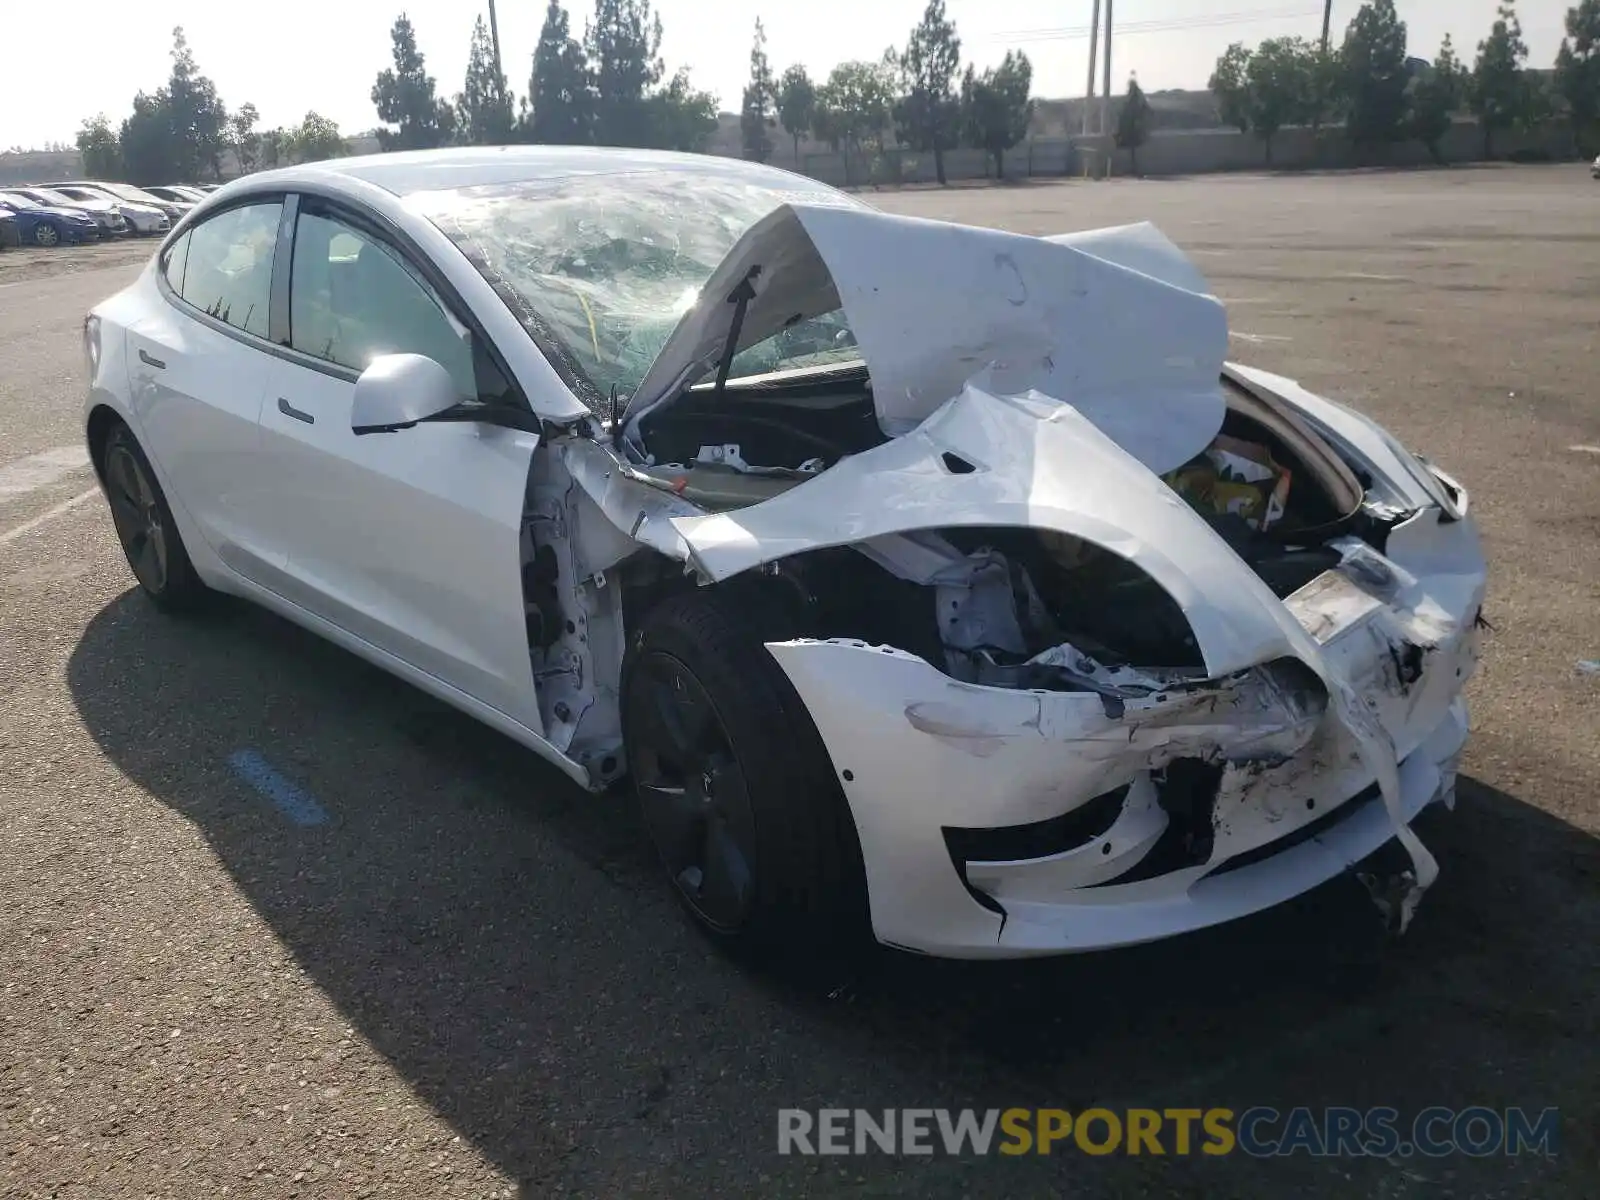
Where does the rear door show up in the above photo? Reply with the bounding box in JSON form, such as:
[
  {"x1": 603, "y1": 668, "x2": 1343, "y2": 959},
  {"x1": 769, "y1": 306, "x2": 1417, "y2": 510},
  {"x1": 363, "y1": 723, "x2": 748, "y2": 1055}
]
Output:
[
  {"x1": 253, "y1": 194, "x2": 541, "y2": 730},
  {"x1": 124, "y1": 197, "x2": 285, "y2": 583}
]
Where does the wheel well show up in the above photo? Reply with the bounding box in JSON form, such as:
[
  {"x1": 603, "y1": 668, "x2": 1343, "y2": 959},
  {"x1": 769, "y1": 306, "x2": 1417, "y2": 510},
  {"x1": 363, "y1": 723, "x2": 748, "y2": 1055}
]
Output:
[{"x1": 85, "y1": 405, "x2": 123, "y2": 483}]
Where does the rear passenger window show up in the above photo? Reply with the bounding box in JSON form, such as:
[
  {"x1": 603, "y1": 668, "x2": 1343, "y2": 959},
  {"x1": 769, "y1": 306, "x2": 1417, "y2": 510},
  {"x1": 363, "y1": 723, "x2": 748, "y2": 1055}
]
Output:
[
  {"x1": 178, "y1": 201, "x2": 282, "y2": 339},
  {"x1": 161, "y1": 230, "x2": 191, "y2": 292}
]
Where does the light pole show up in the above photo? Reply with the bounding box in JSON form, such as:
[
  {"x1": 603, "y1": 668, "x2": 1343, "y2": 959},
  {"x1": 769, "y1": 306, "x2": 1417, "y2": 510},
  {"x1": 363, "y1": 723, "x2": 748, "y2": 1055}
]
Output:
[
  {"x1": 1321, "y1": 0, "x2": 1332, "y2": 53},
  {"x1": 1101, "y1": 0, "x2": 1113, "y2": 141},
  {"x1": 487, "y1": 0, "x2": 507, "y2": 110},
  {"x1": 1083, "y1": 0, "x2": 1101, "y2": 138}
]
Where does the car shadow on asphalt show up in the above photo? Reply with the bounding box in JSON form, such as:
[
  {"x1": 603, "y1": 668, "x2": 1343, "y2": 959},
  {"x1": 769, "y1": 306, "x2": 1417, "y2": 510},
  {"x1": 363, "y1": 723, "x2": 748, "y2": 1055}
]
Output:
[{"x1": 68, "y1": 591, "x2": 1599, "y2": 1192}]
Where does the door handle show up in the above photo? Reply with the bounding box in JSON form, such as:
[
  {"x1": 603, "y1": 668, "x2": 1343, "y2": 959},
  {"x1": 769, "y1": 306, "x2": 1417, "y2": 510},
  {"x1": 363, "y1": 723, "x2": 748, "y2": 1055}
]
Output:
[
  {"x1": 138, "y1": 349, "x2": 166, "y2": 369},
  {"x1": 277, "y1": 397, "x2": 315, "y2": 424}
]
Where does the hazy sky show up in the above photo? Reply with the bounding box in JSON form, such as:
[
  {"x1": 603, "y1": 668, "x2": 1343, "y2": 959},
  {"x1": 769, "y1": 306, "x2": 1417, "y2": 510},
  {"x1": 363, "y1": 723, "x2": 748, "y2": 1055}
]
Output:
[{"x1": 0, "y1": 0, "x2": 1568, "y2": 149}]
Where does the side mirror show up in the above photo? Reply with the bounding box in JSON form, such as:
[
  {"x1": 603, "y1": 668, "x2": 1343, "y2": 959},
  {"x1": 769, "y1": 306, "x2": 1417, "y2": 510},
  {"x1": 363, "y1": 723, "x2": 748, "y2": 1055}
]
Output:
[{"x1": 351, "y1": 353, "x2": 459, "y2": 435}]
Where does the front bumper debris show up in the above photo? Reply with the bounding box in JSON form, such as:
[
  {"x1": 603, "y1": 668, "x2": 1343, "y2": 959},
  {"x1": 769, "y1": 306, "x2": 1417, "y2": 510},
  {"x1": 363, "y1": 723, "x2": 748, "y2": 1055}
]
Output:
[{"x1": 764, "y1": 509, "x2": 1485, "y2": 959}]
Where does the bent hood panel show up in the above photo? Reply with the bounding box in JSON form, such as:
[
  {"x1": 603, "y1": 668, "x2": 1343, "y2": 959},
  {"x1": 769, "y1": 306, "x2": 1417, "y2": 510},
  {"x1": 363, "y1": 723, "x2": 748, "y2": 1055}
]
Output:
[{"x1": 624, "y1": 205, "x2": 1230, "y2": 476}]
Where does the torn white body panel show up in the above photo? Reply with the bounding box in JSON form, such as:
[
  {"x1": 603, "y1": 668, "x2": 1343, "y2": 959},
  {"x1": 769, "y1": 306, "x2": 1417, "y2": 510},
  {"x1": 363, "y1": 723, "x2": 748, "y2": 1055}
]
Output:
[
  {"x1": 763, "y1": 500, "x2": 1482, "y2": 957},
  {"x1": 623, "y1": 208, "x2": 1229, "y2": 474}
]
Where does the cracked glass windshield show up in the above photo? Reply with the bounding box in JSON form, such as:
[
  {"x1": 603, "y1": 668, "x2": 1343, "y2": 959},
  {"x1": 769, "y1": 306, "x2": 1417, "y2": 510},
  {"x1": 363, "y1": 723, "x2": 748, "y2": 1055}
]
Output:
[{"x1": 411, "y1": 169, "x2": 862, "y2": 405}]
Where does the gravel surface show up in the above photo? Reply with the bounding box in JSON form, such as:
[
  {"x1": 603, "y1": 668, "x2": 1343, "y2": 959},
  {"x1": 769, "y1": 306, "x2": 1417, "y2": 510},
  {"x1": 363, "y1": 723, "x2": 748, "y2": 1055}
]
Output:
[{"x1": 0, "y1": 164, "x2": 1595, "y2": 1199}]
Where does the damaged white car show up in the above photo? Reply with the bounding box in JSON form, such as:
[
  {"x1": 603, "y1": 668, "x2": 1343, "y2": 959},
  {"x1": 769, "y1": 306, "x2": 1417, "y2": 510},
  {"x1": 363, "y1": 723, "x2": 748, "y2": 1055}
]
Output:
[{"x1": 84, "y1": 147, "x2": 1487, "y2": 959}]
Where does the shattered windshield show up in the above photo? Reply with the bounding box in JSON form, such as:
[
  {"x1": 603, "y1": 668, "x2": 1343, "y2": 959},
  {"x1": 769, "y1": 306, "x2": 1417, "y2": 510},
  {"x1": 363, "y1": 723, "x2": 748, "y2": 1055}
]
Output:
[{"x1": 410, "y1": 169, "x2": 861, "y2": 407}]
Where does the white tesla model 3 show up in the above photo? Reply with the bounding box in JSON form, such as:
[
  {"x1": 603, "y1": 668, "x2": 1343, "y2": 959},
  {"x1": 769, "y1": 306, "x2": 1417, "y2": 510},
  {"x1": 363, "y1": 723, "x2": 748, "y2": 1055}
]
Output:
[{"x1": 83, "y1": 147, "x2": 1487, "y2": 961}]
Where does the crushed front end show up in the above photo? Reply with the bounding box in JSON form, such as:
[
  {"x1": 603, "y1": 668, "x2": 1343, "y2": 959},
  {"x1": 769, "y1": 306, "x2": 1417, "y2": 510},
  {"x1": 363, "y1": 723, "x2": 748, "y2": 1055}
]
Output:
[{"x1": 724, "y1": 383, "x2": 1487, "y2": 959}]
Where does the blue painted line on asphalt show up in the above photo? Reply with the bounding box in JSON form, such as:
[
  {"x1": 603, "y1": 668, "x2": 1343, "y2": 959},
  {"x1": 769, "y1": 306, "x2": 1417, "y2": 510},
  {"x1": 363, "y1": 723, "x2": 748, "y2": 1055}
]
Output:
[{"x1": 227, "y1": 749, "x2": 329, "y2": 826}]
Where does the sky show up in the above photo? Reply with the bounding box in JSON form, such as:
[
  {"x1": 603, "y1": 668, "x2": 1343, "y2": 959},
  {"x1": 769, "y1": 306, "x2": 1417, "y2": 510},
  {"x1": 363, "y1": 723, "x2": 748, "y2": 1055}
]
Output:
[{"x1": 0, "y1": 0, "x2": 1570, "y2": 150}]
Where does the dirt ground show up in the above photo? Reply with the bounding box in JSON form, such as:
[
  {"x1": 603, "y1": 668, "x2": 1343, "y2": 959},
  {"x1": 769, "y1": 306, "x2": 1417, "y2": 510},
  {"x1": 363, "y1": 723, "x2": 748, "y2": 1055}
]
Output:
[{"x1": 0, "y1": 164, "x2": 1595, "y2": 1198}]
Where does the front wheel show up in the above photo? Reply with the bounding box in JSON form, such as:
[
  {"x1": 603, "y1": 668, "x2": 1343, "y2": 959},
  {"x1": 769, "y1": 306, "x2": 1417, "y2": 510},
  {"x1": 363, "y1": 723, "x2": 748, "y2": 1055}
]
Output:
[
  {"x1": 100, "y1": 422, "x2": 210, "y2": 612},
  {"x1": 622, "y1": 590, "x2": 869, "y2": 962},
  {"x1": 33, "y1": 222, "x2": 60, "y2": 248}
]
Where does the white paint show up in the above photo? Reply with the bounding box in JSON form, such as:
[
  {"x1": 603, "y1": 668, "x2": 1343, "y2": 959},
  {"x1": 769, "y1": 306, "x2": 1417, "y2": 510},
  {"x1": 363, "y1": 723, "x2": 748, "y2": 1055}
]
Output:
[
  {"x1": 0, "y1": 487, "x2": 100, "y2": 547},
  {"x1": 624, "y1": 211, "x2": 1229, "y2": 476},
  {"x1": 1569, "y1": 444, "x2": 1600, "y2": 455},
  {"x1": 1230, "y1": 331, "x2": 1293, "y2": 344},
  {"x1": 1339, "y1": 272, "x2": 1408, "y2": 282},
  {"x1": 0, "y1": 445, "x2": 91, "y2": 500}
]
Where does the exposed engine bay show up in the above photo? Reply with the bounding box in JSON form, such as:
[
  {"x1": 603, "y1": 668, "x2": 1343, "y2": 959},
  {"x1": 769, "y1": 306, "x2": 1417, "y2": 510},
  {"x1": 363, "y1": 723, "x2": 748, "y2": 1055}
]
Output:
[{"x1": 520, "y1": 358, "x2": 1402, "y2": 777}]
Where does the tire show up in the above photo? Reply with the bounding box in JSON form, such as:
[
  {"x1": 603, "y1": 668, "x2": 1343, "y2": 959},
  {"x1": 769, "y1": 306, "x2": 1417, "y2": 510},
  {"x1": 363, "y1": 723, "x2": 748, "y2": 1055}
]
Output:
[
  {"x1": 622, "y1": 588, "x2": 870, "y2": 964},
  {"x1": 100, "y1": 421, "x2": 210, "y2": 613},
  {"x1": 33, "y1": 222, "x2": 60, "y2": 248}
]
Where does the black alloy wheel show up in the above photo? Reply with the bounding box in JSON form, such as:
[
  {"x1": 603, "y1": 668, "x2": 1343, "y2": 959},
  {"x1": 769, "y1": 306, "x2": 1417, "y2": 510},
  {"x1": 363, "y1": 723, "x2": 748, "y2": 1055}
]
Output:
[{"x1": 627, "y1": 650, "x2": 758, "y2": 934}]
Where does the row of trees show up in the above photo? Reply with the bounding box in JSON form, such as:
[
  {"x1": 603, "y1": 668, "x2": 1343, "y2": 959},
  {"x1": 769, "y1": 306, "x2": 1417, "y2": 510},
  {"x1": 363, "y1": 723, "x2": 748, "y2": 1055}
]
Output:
[
  {"x1": 1208, "y1": 0, "x2": 1599, "y2": 165},
  {"x1": 370, "y1": 1, "x2": 717, "y2": 154},
  {"x1": 76, "y1": 28, "x2": 348, "y2": 184},
  {"x1": 737, "y1": 1, "x2": 1034, "y2": 184}
]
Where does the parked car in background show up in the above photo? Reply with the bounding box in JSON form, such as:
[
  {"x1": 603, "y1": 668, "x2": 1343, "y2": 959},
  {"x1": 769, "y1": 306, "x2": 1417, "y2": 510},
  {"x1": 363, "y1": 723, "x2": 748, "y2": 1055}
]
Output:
[
  {"x1": 146, "y1": 185, "x2": 210, "y2": 204},
  {"x1": 49, "y1": 180, "x2": 190, "y2": 221},
  {"x1": 41, "y1": 185, "x2": 168, "y2": 236},
  {"x1": 10, "y1": 187, "x2": 130, "y2": 238},
  {"x1": 1591, "y1": 154, "x2": 1600, "y2": 179},
  {"x1": 0, "y1": 191, "x2": 99, "y2": 246},
  {"x1": 0, "y1": 207, "x2": 18, "y2": 249}
]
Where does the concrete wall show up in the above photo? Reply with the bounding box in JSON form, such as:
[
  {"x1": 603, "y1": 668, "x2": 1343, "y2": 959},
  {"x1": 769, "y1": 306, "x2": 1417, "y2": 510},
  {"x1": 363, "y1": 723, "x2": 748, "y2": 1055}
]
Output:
[{"x1": 757, "y1": 117, "x2": 1576, "y2": 186}]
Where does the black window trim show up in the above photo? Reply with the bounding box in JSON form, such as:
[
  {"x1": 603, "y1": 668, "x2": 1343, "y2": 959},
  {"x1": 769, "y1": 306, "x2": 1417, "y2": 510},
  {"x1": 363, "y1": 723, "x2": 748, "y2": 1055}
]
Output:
[
  {"x1": 155, "y1": 185, "x2": 532, "y2": 418},
  {"x1": 155, "y1": 191, "x2": 290, "y2": 353},
  {"x1": 272, "y1": 189, "x2": 532, "y2": 414}
]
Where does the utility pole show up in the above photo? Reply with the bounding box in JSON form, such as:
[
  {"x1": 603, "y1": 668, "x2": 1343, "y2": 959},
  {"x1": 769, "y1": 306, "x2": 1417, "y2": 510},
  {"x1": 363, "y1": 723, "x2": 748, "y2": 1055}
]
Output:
[
  {"x1": 1320, "y1": 0, "x2": 1332, "y2": 53},
  {"x1": 1083, "y1": 0, "x2": 1101, "y2": 137},
  {"x1": 1101, "y1": 0, "x2": 1114, "y2": 139},
  {"x1": 487, "y1": 0, "x2": 507, "y2": 111}
]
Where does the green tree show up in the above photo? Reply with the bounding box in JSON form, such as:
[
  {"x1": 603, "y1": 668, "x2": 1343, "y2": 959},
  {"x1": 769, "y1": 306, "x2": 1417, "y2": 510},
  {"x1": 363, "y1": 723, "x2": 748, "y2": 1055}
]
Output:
[
  {"x1": 164, "y1": 27, "x2": 230, "y2": 179},
  {"x1": 287, "y1": 112, "x2": 349, "y2": 163},
  {"x1": 259, "y1": 128, "x2": 285, "y2": 169},
  {"x1": 1341, "y1": 0, "x2": 1410, "y2": 152},
  {"x1": 76, "y1": 115, "x2": 122, "y2": 180},
  {"x1": 647, "y1": 68, "x2": 719, "y2": 151},
  {"x1": 1408, "y1": 35, "x2": 1464, "y2": 162},
  {"x1": 524, "y1": 0, "x2": 592, "y2": 144},
  {"x1": 1557, "y1": 1, "x2": 1600, "y2": 154},
  {"x1": 1114, "y1": 76, "x2": 1152, "y2": 173},
  {"x1": 893, "y1": 0, "x2": 962, "y2": 185},
  {"x1": 815, "y1": 60, "x2": 895, "y2": 186},
  {"x1": 1246, "y1": 36, "x2": 1316, "y2": 164},
  {"x1": 587, "y1": 0, "x2": 663, "y2": 146},
  {"x1": 776, "y1": 65, "x2": 817, "y2": 164},
  {"x1": 120, "y1": 92, "x2": 180, "y2": 185},
  {"x1": 960, "y1": 50, "x2": 1032, "y2": 178},
  {"x1": 740, "y1": 19, "x2": 776, "y2": 161},
  {"x1": 457, "y1": 15, "x2": 516, "y2": 144},
  {"x1": 372, "y1": 12, "x2": 454, "y2": 150},
  {"x1": 1209, "y1": 42, "x2": 1253, "y2": 133},
  {"x1": 1470, "y1": 2, "x2": 1528, "y2": 158},
  {"x1": 230, "y1": 102, "x2": 260, "y2": 174}
]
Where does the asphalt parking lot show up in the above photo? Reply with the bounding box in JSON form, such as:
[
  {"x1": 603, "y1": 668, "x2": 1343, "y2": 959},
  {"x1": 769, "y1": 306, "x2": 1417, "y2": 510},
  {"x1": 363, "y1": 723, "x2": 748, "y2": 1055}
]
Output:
[{"x1": 1, "y1": 164, "x2": 1596, "y2": 1198}]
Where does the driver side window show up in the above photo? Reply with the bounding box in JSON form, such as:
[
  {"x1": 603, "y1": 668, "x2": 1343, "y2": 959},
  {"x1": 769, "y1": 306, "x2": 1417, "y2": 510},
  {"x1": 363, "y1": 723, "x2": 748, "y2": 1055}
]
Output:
[{"x1": 288, "y1": 209, "x2": 480, "y2": 401}]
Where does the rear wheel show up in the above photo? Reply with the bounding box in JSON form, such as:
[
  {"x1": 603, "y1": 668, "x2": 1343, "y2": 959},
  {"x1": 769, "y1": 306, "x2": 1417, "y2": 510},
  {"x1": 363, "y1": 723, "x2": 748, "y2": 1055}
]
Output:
[
  {"x1": 101, "y1": 422, "x2": 209, "y2": 612},
  {"x1": 622, "y1": 589, "x2": 869, "y2": 963},
  {"x1": 33, "y1": 222, "x2": 60, "y2": 248}
]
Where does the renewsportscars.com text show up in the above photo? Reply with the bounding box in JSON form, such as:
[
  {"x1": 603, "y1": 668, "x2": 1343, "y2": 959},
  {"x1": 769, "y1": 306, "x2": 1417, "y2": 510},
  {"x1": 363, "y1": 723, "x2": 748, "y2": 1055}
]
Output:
[{"x1": 776, "y1": 1106, "x2": 1559, "y2": 1158}]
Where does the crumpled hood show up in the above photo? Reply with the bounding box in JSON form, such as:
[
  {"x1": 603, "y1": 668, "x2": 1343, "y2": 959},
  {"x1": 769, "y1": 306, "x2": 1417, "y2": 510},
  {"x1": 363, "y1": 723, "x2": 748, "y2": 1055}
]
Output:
[{"x1": 622, "y1": 206, "x2": 1230, "y2": 476}]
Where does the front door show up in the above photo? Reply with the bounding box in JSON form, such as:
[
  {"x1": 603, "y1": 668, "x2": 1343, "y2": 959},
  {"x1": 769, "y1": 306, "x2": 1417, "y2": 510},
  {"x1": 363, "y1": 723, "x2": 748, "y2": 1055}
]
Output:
[{"x1": 253, "y1": 197, "x2": 542, "y2": 731}]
